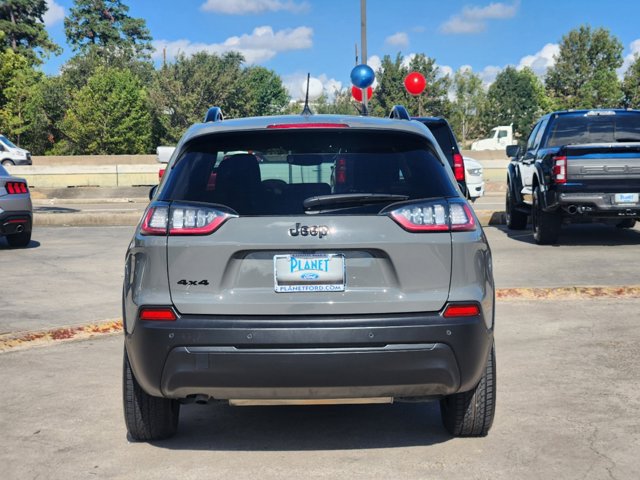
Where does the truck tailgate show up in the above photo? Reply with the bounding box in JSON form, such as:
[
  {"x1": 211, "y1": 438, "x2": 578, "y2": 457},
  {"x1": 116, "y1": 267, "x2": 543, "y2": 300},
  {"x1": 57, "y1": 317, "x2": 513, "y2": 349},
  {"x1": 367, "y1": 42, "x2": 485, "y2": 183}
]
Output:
[{"x1": 565, "y1": 143, "x2": 640, "y2": 183}]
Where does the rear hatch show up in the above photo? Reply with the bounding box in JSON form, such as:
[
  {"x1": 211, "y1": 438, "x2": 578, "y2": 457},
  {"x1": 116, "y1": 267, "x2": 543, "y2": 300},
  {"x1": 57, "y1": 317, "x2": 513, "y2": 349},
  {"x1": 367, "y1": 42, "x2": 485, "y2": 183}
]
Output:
[{"x1": 150, "y1": 127, "x2": 471, "y2": 316}]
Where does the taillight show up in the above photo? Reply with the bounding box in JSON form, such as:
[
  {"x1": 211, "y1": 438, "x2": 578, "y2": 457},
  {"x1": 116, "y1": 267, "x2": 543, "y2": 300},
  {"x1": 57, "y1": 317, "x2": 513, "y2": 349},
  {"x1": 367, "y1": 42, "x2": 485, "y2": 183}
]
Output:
[
  {"x1": 158, "y1": 168, "x2": 165, "y2": 180},
  {"x1": 139, "y1": 307, "x2": 177, "y2": 321},
  {"x1": 267, "y1": 123, "x2": 349, "y2": 129},
  {"x1": 141, "y1": 203, "x2": 235, "y2": 236},
  {"x1": 5, "y1": 181, "x2": 28, "y2": 194},
  {"x1": 443, "y1": 303, "x2": 481, "y2": 318},
  {"x1": 388, "y1": 199, "x2": 476, "y2": 232},
  {"x1": 453, "y1": 153, "x2": 465, "y2": 182},
  {"x1": 552, "y1": 156, "x2": 567, "y2": 184}
]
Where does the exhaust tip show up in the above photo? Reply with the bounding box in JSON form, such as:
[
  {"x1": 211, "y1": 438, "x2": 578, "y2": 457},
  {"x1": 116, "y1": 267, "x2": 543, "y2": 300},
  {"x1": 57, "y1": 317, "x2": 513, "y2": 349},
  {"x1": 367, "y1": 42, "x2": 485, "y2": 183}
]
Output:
[{"x1": 15, "y1": 225, "x2": 24, "y2": 233}]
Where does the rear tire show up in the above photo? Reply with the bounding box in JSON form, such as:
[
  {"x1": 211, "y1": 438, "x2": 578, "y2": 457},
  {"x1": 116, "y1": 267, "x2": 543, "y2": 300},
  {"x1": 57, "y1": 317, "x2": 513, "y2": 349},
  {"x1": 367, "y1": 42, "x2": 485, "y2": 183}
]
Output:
[
  {"x1": 505, "y1": 185, "x2": 527, "y2": 230},
  {"x1": 1, "y1": 159, "x2": 15, "y2": 166},
  {"x1": 6, "y1": 230, "x2": 31, "y2": 248},
  {"x1": 440, "y1": 344, "x2": 496, "y2": 437},
  {"x1": 616, "y1": 219, "x2": 636, "y2": 229},
  {"x1": 123, "y1": 349, "x2": 180, "y2": 441},
  {"x1": 532, "y1": 186, "x2": 561, "y2": 244}
]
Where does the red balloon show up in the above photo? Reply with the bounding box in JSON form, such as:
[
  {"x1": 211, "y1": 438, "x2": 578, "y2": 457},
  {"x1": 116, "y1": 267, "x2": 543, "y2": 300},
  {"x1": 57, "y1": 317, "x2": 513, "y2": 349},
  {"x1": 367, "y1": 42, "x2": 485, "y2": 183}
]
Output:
[
  {"x1": 404, "y1": 72, "x2": 426, "y2": 95},
  {"x1": 351, "y1": 85, "x2": 373, "y2": 102}
]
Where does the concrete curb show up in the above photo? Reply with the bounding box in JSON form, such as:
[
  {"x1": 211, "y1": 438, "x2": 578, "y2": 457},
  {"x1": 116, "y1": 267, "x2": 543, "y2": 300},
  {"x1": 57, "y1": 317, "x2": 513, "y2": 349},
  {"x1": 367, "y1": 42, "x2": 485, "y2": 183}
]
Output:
[
  {"x1": 32, "y1": 209, "x2": 507, "y2": 227},
  {"x1": 2, "y1": 285, "x2": 638, "y2": 353}
]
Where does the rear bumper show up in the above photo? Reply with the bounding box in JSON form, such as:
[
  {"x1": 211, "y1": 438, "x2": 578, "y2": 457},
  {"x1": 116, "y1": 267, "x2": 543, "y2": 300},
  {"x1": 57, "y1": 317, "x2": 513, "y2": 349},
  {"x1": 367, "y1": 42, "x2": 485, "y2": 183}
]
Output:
[
  {"x1": 0, "y1": 210, "x2": 32, "y2": 235},
  {"x1": 125, "y1": 311, "x2": 493, "y2": 401},
  {"x1": 556, "y1": 192, "x2": 640, "y2": 217}
]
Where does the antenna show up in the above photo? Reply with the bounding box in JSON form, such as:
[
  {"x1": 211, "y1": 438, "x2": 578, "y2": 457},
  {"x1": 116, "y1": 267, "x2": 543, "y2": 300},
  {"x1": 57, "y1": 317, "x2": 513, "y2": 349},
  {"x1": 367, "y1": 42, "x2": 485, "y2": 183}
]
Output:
[{"x1": 301, "y1": 73, "x2": 313, "y2": 115}]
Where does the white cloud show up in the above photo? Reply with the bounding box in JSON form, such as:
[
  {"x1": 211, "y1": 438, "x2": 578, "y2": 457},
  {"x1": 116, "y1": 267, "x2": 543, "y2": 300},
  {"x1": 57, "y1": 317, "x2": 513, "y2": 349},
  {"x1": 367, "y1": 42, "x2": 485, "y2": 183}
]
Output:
[
  {"x1": 619, "y1": 39, "x2": 640, "y2": 77},
  {"x1": 283, "y1": 72, "x2": 343, "y2": 101},
  {"x1": 44, "y1": 0, "x2": 65, "y2": 26},
  {"x1": 440, "y1": 1, "x2": 519, "y2": 34},
  {"x1": 367, "y1": 55, "x2": 382, "y2": 73},
  {"x1": 200, "y1": 0, "x2": 309, "y2": 14},
  {"x1": 385, "y1": 32, "x2": 409, "y2": 48},
  {"x1": 153, "y1": 25, "x2": 312, "y2": 64},
  {"x1": 517, "y1": 42, "x2": 559, "y2": 76}
]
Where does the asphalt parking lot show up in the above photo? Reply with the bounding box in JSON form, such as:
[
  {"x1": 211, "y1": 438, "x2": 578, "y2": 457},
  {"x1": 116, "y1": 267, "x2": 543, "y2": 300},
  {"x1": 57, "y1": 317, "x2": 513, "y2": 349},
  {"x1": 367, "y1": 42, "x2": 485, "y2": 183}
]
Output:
[{"x1": 1, "y1": 224, "x2": 639, "y2": 479}]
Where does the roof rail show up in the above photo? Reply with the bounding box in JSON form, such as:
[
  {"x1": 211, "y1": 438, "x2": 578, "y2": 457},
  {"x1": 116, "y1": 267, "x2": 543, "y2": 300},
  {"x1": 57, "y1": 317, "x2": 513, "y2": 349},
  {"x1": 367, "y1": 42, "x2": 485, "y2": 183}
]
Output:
[
  {"x1": 204, "y1": 107, "x2": 224, "y2": 123},
  {"x1": 389, "y1": 105, "x2": 410, "y2": 120}
]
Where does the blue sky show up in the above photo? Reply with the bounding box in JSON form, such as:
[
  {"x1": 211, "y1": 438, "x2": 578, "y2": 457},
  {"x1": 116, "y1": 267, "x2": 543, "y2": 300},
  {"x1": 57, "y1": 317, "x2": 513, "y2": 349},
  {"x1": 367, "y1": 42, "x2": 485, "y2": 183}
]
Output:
[{"x1": 41, "y1": 0, "x2": 640, "y2": 99}]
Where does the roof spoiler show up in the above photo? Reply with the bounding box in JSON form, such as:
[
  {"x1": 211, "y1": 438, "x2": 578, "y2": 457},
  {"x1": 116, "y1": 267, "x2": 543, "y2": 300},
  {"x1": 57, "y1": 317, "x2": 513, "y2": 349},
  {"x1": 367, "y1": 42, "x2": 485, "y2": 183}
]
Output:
[
  {"x1": 204, "y1": 107, "x2": 224, "y2": 123},
  {"x1": 389, "y1": 105, "x2": 410, "y2": 120}
]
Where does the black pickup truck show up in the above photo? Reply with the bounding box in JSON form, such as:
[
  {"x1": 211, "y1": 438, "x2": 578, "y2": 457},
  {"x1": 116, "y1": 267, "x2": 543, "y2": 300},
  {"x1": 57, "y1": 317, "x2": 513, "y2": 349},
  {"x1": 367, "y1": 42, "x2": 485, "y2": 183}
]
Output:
[{"x1": 505, "y1": 109, "x2": 640, "y2": 244}]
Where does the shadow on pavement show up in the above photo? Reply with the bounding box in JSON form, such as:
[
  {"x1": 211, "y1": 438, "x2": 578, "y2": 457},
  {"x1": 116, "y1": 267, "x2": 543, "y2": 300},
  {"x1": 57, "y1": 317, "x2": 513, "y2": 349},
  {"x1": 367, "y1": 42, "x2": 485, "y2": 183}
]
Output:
[
  {"x1": 33, "y1": 206, "x2": 80, "y2": 213},
  {"x1": 150, "y1": 401, "x2": 451, "y2": 451},
  {"x1": 0, "y1": 238, "x2": 41, "y2": 250},
  {"x1": 491, "y1": 223, "x2": 640, "y2": 247}
]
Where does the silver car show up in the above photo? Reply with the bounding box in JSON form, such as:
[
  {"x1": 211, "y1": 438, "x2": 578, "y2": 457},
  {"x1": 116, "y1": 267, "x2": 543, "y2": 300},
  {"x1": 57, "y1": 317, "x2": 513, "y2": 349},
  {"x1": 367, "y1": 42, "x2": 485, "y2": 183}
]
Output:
[
  {"x1": 123, "y1": 110, "x2": 496, "y2": 441},
  {"x1": 0, "y1": 164, "x2": 32, "y2": 248}
]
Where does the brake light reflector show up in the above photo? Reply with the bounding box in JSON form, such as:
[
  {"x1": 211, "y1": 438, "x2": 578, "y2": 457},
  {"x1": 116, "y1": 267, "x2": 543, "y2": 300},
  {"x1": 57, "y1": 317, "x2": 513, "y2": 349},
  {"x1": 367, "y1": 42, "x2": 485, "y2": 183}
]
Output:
[
  {"x1": 388, "y1": 200, "x2": 476, "y2": 232},
  {"x1": 443, "y1": 304, "x2": 480, "y2": 318},
  {"x1": 5, "y1": 181, "x2": 28, "y2": 194},
  {"x1": 552, "y1": 156, "x2": 567, "y2": 184},
  {"x1": 453, "y1": 153, "x2": 465, "y2": 182},
  {"x1": 139, "y1": 307, "x2": 177, "y2": 321},
  {"x1": 141, "y1": 203, "x2": 235, "y2": 236}
]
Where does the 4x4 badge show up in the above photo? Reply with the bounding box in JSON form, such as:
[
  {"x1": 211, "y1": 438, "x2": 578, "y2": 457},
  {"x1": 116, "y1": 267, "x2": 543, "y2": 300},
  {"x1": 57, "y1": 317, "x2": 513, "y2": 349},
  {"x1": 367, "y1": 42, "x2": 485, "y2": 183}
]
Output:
[{"x1": 289, "y1": 223, "x2": 329, "y2": 239}]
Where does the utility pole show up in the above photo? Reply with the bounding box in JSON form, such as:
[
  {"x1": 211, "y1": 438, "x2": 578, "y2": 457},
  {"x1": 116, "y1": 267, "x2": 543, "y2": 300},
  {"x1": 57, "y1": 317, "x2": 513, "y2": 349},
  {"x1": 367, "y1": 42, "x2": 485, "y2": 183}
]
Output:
[{"x1": 360, "y1": 0, "x2": 368, "y2": 114}]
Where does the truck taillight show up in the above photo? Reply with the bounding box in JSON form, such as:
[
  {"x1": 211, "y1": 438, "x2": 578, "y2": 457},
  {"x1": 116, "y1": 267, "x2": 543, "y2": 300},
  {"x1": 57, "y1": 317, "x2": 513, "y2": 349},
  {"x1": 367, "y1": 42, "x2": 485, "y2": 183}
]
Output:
[
  {"x1": 552, "y1": 156, "x2": 567, "y2": 184},
  {"x1": 453, "y1": 153, "x2": 465, "y2": 182},
  {"x1": 141, "y1": 203, "x2": 236, "y2": 236},
  {"x1": 388, "y1": 199, "x2": 476, "y2": 232},
  {"x1": 5, "y1": 181, "x2": 28, "y2": 194}
]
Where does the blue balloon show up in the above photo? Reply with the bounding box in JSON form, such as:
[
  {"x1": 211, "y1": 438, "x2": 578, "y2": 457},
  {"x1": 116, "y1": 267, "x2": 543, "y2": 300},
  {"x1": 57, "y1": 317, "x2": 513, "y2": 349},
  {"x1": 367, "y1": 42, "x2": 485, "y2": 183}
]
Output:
[{"x1": 350, "y1": 64, "x2": 375, "y2": 89}]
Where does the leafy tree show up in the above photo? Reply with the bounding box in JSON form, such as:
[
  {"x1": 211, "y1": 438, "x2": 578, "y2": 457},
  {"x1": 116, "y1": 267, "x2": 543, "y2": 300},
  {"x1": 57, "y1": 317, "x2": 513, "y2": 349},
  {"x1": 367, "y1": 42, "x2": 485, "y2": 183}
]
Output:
[
  {"x1": 0, "y1": 49, "x2": 43, "y2": 146},
  {"x1": 483, "y1": 66, "x2": 549, "y2": 139},
  {"x1": 450, "y1": 68, "x2": 486, "y2": 145},
  {"x1": 545, "y1": 25, "x2": 624, "y2": 110},
  {"x1": 368, "y1": 53, "x2": 451, "y2": 118},
  {"x1": 623, "y1": 54, "x2": 640, "y2": 109},
  {"x1": 59, "y1": 67, "x2": 152, "y2": 154},
  {"x1": 148, "y1": 52, "x2": 246, "y2": 144},
  {"x1": 241, "y1": 66, "x2": 289, "y2": 116},
  {"x1": 64, "y1": 0, "x2": 152, "y2": 59},
  {"x1": 0, "y1": 0, "x2": 61, "y2": 64}
]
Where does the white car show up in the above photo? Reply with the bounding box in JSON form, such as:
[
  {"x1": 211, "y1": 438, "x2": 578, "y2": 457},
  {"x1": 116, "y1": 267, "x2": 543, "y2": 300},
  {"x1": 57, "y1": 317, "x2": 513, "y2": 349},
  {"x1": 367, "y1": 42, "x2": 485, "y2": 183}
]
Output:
[
  {"x1": 0, "y1": 135, "x2": 32, "y2": 166},
  {"x1": 464, "y1": 157, "x2": 485, "y2": 202}
]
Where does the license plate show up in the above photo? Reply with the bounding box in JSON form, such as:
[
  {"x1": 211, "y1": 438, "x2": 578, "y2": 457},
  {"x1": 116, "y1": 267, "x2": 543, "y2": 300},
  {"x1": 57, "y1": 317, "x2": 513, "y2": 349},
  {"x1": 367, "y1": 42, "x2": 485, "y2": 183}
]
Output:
[
  {"x1": 614, "y1": 193, "x2": 639, "y2": 204},
  {"x1": 274, "y1": 254, "x2": 345, "y2": 293}
]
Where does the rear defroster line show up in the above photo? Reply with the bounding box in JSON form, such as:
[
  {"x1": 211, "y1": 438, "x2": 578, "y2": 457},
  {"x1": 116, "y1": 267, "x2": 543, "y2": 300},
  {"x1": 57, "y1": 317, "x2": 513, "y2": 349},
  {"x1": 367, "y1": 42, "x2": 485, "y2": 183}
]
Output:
[{"x1": 2, "y1": 284, "x2": 640, "y2": 352}]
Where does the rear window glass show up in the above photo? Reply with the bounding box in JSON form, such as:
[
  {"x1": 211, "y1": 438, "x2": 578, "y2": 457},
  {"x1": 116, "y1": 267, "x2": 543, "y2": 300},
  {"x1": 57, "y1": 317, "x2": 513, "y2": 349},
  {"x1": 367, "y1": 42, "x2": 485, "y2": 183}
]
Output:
[
  {"x1": 159, "y1": 129, "x2": 457, "y2": 216},
  {"x1": 547, "y1": 113, "x2": 640, "y2": 147},
  {"x1": 419, "y1": 121, "x2": 456, "y2": 164}
]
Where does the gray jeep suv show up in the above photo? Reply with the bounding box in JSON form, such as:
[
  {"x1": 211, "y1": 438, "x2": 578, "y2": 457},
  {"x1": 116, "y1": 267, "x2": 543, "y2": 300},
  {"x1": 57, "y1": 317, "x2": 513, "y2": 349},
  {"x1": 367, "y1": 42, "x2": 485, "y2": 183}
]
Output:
[{"x1": 123, "y1": 110, "x2": 496, "y2": 441}]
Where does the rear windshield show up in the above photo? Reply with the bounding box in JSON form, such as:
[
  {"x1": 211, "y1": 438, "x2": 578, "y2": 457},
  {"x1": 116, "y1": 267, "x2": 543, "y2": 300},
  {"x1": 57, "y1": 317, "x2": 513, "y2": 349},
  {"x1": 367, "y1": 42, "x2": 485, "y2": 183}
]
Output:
[
  {"x1": 547, "y1": 113, "x2": 640, "y2": 147},
  {"x1": 417, "y1": 121, "x2": 457, "y2": 165},
  {"x1": 159, "y1": 129, "x2": 457, "y2": 216}
]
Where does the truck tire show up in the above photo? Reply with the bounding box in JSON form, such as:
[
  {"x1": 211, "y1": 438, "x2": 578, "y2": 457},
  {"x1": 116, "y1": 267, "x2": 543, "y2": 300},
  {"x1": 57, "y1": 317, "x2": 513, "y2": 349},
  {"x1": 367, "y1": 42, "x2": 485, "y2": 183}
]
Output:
[
  {"x1": 532, "y1": 186, "x2": 561, "y2": 244},
  {"x1": 1, "y1": 159, "x2": 15, "y2": 166},
  {"x1": 440, "y1": 343, "x2": 496, "y2": 437},
  {"x1": 123, "y1": 349, "x2": 180, "y2": 441},
  {"x1": 616, "y1": 219, "x2": 636, "y2": 229},
  {"x1": 6, "y1": 230, "x2": 31, "y2": 248},
  {"x1": 505, "y1": 185, "x2": 527, "y2": 230}
]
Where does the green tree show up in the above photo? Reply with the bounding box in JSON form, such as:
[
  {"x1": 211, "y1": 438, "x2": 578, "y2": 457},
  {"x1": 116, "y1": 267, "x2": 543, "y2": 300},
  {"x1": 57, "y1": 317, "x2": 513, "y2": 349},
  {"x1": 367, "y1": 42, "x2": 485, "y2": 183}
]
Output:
[
  {"x1": 623, "y1": 55, "x2": 640, "y2": 109},
  {"x1": 0, "y1": 0, "x2": 61, "y2": 64},
  {"x1": 450, "y1": 68, "x2": 486, "y2": 145},
  {"x1": 483, "y1": 66, "x2": 549, "y2": 139},
  {"x1": 59, "y1": 67, "x2": 152, "y2": 154},
  {"x1": 545, "y1": 25, "x2": 624, "y2": 110},
  {"x1": 148, "y1": 52, "x2": 246, "y2": 144},
  {"x1": 368, "y1": 53, "x2": 451, "y2": 118},
  {"x1": 0, "y1": 49, "x2": 43, "y2": 146},
  {"x1": 64, "y1": 0, "x2": 152, "y2": 59},
  {"x1": 241, "y1": 66, "x2": 289, "y2": 116}
]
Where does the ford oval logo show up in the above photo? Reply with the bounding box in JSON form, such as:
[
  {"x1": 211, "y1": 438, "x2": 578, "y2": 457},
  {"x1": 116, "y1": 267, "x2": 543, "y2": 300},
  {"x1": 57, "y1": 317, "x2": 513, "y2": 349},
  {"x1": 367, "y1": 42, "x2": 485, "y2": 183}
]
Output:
[{"x1": 300, "y1": 273, "x2": 319, "y2": 280}]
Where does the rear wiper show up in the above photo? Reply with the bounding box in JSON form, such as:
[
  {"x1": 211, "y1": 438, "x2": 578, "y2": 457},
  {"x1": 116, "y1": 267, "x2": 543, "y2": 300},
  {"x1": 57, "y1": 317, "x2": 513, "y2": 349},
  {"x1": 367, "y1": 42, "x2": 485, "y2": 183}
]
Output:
[{"x1": 303, "y1": 193, "x2": 409, "y2": 209}]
